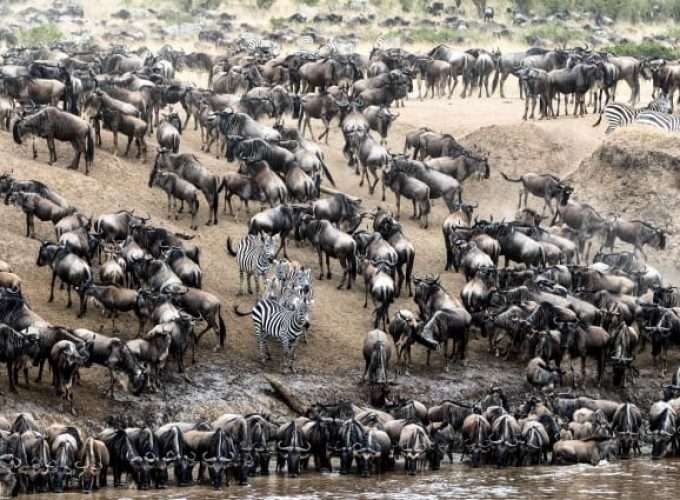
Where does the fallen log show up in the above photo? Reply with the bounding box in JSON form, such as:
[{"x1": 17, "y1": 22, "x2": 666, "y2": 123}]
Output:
[
  {"x1": 264, "y1": 375, "x2": 309, "y2": 415},
  {"x1": 319, "y1": 185, "x2": 361, "y2": 204}
]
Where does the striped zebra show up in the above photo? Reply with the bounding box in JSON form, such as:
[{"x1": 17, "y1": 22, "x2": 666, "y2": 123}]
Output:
[
  {"x1": 593, "y1": 95, "x2": 672, "y2": 134},
  {"x1": 634, "y1": 110, "x2": 680, "y2": 132},
  {"x1": 265, "y1": 260, "x2": 314, "y2": 343},
  {"x1": 234, "y1": 295, "x2": 310, "y2": 373},
  {"x1": 265, "y1": 260, "x2": 314, "y2": 305},
  {"x1": 226, "y1": 234, "x2": 275, "y2": 296}
]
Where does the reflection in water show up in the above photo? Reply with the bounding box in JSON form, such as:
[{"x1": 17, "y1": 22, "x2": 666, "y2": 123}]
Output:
[{"x1": 74, "y1": 459, "x2": 680, "y2": 500}]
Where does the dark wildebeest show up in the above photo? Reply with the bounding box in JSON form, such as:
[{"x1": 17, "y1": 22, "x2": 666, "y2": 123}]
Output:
[
  {"x1": 604, "y1": 218, "x2": 667, "y2": 259},
  {"x1": 150, "y1": 149, "x2": 221, "y2": 226},
  {"x1": 13, "y1": 107, "x2": 95, "y2": 174},
  {"x1": 500, "y1": 172, "x2": 572, "y2": 216}
]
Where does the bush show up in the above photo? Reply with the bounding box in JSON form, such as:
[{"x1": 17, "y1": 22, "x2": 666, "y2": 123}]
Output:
[
  {"x1": 409, "y1": 27, "x2": 459, "y2": 44},
  {"x1": 17, "y1": 24, "x2": 63, "y2": 46},
  {"x1": 297, "y1": 0, "x2": 319, "y2": 5},
  {"x1": 513, "y1": 0, "x2": 533, "y2": 13},
  {"x1": 399, "y1": 0, "x2": 414, "y2": 12},
  {"x1": 257, "y1": 0, "x2": 275, "y2": 7},
  {"x1": 523, "y1": 23, "x2": 576, "y2": 45},
  {"x1": 605, "y1": 41, "x2": 680, "y2": 60},
  {"x1": 270, "y1": 16, "x2": 286, "y2": 29},
  {"x1": 668, "y1": 0, "x2": 680, "y2": 21}
]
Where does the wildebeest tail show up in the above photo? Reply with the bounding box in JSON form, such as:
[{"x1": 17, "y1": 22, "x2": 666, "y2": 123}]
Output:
[
  {"x1": 500, "y1": 171, "x2": 521, "y2": 182},
  {"x1": 218, "y1": 306, "x2": 226, "y2": 346},
  {"x1": 491, "y1": 68, "x2": 500, "y2": 95},
  {"x1": 233, "y1": 304, "x2": 253, "y2": 316},
  {"x1": 86, "y1": 125, "x2": 95, "y2": 164},
  {"x1": 350, "y1": 243, "x2": 357, "y2": 282},
  {"x1": 174, "y1": 232, "x2": 195, "y2": 240},
  {"x1": 320, "y1": 158, "x2": 336, "y2": 187},
  {"x1": 297, "y1": 107, "x2": 304, "y2": 129},
  {"x1": 12, "y1": 120, "x2": 23, "y2": 144},
  {"x1": 537, "y1": 246, "x2": 546, "y2": 269},
  {"x1": 592, "y1": 110, "x2": 603, "y2": 127},
  {"x1": 211, "y1": 176, "x2": 220, "y2": 211},
  {"x1": 292, "y1": 95, "x2": 301, "y2": 119},
  {"x1": 226, "y1": 236, "x2": 238, "y2": 256}
]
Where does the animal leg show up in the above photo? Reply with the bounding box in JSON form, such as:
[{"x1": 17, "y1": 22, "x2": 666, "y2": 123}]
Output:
[
  {"x1": 49, "y1": 271, "x2": 57, "y2": 302},
  {"x1": 317, "y1": 248, "x2": 325, "y2": 280},
  {"x1": 238, "y1": 270, "x2": 245, "y2": 296}
]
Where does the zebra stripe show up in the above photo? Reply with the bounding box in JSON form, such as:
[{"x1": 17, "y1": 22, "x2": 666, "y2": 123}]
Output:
[
  {"x1": 598, "y1": 96, "x2": 672, "y2": 134},
  {"x1": 635, "y1": 111, "x2": 680, "y2": 132},
  {"x1": 600, "y1": 103, "x2": 638, "y2": 134},
  {"x1": 231, "y1": 234, "x2": 274, "y2": 297},
  {"x1": 251, "y1": 297, "x2": 309, "y2": 372}
]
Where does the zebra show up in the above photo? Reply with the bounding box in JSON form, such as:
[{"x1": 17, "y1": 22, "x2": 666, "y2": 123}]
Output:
[
  {"x1": 264, "y1": 260, "x2": 315, "y2": 343},
  {"x1": 635, "y1": 110, "x2": 680, "y2": 132},
  {"x1": 234, "y1": 295, "x2": 311, "y2": 373},
  {"x1": 226, "y1": 234, "x2": 275, "y2": 297},
  {"x1": 265, "y1": 260, "x2": 314, "y2": 306},
  {"x1": 593, "y1": 95, "x2": 672, "y2": 134}
]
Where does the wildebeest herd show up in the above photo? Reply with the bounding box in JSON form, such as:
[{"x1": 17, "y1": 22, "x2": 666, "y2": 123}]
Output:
[
  {"x1": 4, "y1": 387, "x2": 680, "y2": 494},
  {"x1": 1, "y1": 21, "x2": 680, "y2": 495}
]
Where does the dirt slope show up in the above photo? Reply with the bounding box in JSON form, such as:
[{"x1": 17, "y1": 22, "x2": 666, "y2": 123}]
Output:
[{"x1": 0, "y1": 82, "x2": 671, "y2": 427}]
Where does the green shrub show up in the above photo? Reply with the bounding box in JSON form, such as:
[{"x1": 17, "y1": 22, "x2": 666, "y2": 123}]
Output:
[
  {"x1": 668, "y1": 0, "x2": 680, "y2": 21},
  {"x1": 257, "y1": 0, "x2": 275, "y2": 7},
  {"x1": 409, "y1": 27, "x2": 459, "y2": 44},
  {"x1": 605, "y1": 41, "x2": 680, "y2": 60},
  {"x1": 399, "y1": 0, "x2": 414, "y2": 12},
  {"x1": 513, "y1": 0, "x2": 533, "y2": 13},
  {"x1": 297, "y1": 0, "x2": 319, "y2": 5},
  {"x1": 270, "y1": 16, "x2": 286, "y2": 28},
  {"x1": 523, "y1": 23, "x2": 576, "y2": 45},
  {"x1": 17, "y1": 24, "x2": 63, "y2": 46}
]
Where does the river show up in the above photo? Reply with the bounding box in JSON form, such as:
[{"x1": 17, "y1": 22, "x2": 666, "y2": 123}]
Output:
[{"x1": 42, "y1": 458, "x2": 680, "y2": 500}]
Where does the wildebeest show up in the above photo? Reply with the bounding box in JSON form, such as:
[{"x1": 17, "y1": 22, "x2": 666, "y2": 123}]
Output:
[
  {"x1": 297, "y1": 216, "x2": 358, "y2": 289},
  {"x1": 361, "y1": 329, "x2": 394, "y2": 385},
  {"x1": 8, "y1": 191, "x2": 76, "y2": 238},
  {"x1": 77, "y1": 437, "x2": 109, "y2": 492},
  {"x1": 150, "y1": 149, "x2": 221, "y2": 226},
  {"x1": 36, "y1": 241, "x2": 93, "y2": 317},
  {"x1": 151, "y1": 172, "x2": 200, "y2": 230},
  {"x1": 419, "y1": 307, "x2": 471, "y2": 372},
  {"x1": 49, "y1": 339, "x2": 91, "y2": 414},
  {"x1": 552, "y1": 439, "x2": 612, "y2": 465},
  {"x1": 100, "y1": 429, "x2": 151, "y2": 489},
  {"x1": 13, "y1": 106, "x2": 95, "y2": 174},
  {"x1": 157, "y1": 112, "x2": 182, "y2": 153},
  {"x1": 604, "y1": 218, "x2": 667, "y2": 258},
  {"x1": 500, "y1": 172, "x2": 572, "y2": 215},
  {"x1": 0, "y1": 325, "x2": 40, "y2": 393}
]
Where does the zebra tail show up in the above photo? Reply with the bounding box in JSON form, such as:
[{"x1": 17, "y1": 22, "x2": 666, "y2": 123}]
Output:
[
  {"x1": 226, "y1": 236, "x2": 238, "y2": 256},
  {"x1": 233, "y1": 304, "x2": 252, "y2": 316}
]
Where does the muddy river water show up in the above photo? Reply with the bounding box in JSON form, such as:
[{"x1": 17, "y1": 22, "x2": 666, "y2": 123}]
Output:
[{"x1": 45, "y1": 458, "x2": 680, "y2": 500}]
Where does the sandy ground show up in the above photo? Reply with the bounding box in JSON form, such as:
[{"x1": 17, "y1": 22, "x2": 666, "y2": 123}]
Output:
[{"x1": 0, "y1": 62, "x2": 673, "y2": 426}]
